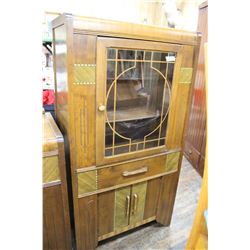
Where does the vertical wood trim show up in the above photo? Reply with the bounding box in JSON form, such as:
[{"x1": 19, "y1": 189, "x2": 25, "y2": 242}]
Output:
[
  {"x1": 166, "y1": 46, "x2": 195, "y2": 149},
  {"x1": 73, "y1": 34, "x2": 96, "y2": 168}
]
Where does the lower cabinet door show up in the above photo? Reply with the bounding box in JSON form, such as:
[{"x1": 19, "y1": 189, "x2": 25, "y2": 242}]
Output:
[
  {"x1": 97, "y1": 179, "x2": 160, "y2": 239},
  {"x1": 114, "y1": 186, "x2": 131, "y2": 230},
  {"x1": 129, "y1": 182, "x2": 147, "y2": 224}
]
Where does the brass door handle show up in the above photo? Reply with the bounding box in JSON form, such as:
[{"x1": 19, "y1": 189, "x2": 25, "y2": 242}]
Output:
[
  {"x1": 125, "y1": 195, "x2": 130, "y2": 217},
  {"x1": 132, "y1": 194, "x2": 138, "y2": 215},
  {"x1": 122, "y1": 166, "x2": 148, "y2": 177},
  {"x1": 98, "y1": 104, "x2": 106, "y2": 112}
]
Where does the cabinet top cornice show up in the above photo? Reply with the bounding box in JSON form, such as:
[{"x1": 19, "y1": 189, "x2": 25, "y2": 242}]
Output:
[{"x1": 52, "y1": 13, "x2": 200, "y2": 46}]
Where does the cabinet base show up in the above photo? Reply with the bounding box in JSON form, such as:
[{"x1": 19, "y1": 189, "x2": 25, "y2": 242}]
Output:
[{"x1": 98, "y1": 216, "x2": 156, "y2": 241}]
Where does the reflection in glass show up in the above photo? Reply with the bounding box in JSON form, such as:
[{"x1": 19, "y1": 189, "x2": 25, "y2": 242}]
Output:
[{"x1": 105, "y1": 49, "x2": 176, "y2": 156}]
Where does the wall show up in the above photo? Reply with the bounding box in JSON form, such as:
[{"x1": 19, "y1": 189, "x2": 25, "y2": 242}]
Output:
[{"x1": 43, "y1": 0, "x2": 205, "y2": 31}]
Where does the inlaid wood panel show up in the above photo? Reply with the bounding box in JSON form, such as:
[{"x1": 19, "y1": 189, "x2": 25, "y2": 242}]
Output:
[
  {"x1": 43, "y1": 156, "x2": 60, "y2": 184},
  {"x1": 114, "y1": 186, "x2": 131, "y2": 230},
  {"x1": 98, "y1": 190, "x2": 115, "y2": 236},
  {"x1": 130, "y1": 182, "x2": 147, "y2": 225},
  {"x1": 74, "y1": 64, "x2": 96, "y2": 85},
  {"x1": 144, "y1": 178, "x2": 161, "y2": 219},
  {"x1": 165, "y1": 152, "x2": 181, "y2": 172},
  {"x1": 77, "y1": 170, "x2": 97, "y2": 196}
]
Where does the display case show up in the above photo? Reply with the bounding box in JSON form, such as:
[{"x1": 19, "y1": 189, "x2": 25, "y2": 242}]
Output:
[{"x1": 52, "y1": 14, "x2": 200, "y2": 250}]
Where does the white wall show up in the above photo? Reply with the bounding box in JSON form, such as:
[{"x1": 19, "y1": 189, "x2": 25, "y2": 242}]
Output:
[{"x1": 43, "y1": 0, "x2": 206, "y2": 31}]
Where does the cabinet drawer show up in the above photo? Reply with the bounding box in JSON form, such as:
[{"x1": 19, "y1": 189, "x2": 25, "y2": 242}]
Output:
[{"x1": 98, "y1": 152, "x2": 180, "y2": 189}]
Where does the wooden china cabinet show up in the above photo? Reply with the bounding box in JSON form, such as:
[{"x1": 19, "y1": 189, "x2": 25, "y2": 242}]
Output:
[{"x1": 52, "y1": 14, "x2": 200, "y2": 250}]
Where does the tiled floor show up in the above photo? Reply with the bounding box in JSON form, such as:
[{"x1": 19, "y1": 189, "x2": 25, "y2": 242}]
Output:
[{"x1": 97, "y1": 157, "x2": 202, "y2": 250}]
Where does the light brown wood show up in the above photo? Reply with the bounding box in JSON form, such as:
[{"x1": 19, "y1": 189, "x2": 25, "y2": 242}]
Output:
[
  {"x1": 185, "y1": 42, "x2": 208, "y2": 250},
  {"x1": 78, "y1": 195, "x2": 98, "y2": 249},
  {"x1": 143, "y1": 178, "x2": 161, "y2": 219},
  {"x1": 96, "y1": 37, "x2": 182, "y2": 166},
  {"x1": 43, "y1": 156, "x2": 60, "y2": 184},
  {"x1": 166, "y1": 46, "x2": 194, "y2": 149},
  {"x1": 114, "y1": 186, "x2": 131, "y2": 230},
  {"x1": 184, "y1": 2, "x2": 207, "y2": 177},
  {"x1": 98, "y1": 154, "x2": 176, "y2": 189},
  {"x1": 98, "y1": 216, "x2": 156, "y2": 241},
  {"x1": 130, "y1": 182, "x2": 147, "y2": 224},
  {"x1": 73, "y1": 15, "x2": 198, "y2": 45},
  {"x1": 98, "y1": 190, "x2": 115, "y2": 236},
  {"x1": 78, "y1": 169, "x2": 178, "y2": 198},
  {"x1": 43, "y1": 112, "x2": 72, "y2": 250},
  {"x1": 52, "y1": 13, "x2": 199, "y2": 249},
  {"x1": 156, "y1": 153, "x2": 183, "y2": 226}
]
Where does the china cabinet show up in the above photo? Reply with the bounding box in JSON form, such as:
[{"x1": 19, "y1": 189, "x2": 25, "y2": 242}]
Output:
[{"x1": 52, "y1": 13, "x2": 200, "y2": 249}]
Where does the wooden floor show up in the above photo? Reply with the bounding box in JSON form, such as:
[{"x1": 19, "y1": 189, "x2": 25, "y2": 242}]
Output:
[{"x1": 97, "y1": 157, "x2": 202, "y2": 250}]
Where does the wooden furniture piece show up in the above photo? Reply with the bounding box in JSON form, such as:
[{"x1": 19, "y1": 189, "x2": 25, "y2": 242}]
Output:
[
  {"x1": 186, "y1": 42, "x2": 208, "y2": 250},
  {"x1": 43, "y1": 112, "x2": 72, "y2": 250},
  {"x1": 184, "y1": 1, "x2": 208, "y2": 177},
  {"x1": 52, "y1": 14, "x2": 200, "y2": 250}
]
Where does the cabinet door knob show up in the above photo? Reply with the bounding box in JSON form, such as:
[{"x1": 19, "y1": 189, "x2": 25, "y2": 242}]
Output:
[{"x1": 98, "y1": 104, "x2": 106, "y2": 112}]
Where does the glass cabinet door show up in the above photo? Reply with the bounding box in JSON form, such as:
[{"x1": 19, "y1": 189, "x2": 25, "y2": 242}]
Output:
[{"x1": 96, "y1": 38, "x2": 182, "y2": 165}]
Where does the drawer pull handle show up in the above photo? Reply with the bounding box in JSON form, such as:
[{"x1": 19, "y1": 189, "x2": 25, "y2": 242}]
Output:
[
  {"x1": 125, "y1": 195, "x2": 130, "y2": 217},
  {"x1": 122, "y1": 166, "x2": 148, "y2": 177},
  {"x1": 132, "y1": 194, "x2": 138, "y2": 215}
]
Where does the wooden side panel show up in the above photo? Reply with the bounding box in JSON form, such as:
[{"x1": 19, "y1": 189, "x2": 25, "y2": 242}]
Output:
[
  {"x1": 184, "y1": 5, "x2": 207, "y2": 176},
  {"x1": 143, "y1": 178, "x2": 161, "y2": 219},
  {"x1": 114, "y1": 186, "x2": 131, "y2": 230},
  {"x1": 72, "y1": 34, "x2": 96, "y2": 168},
  {"x1": 43, "y1": 185, "x2": 70, "y2": 250},
  {"x1": 166, "y1": 46, "x2": 194, "y2": 149},
  {"x1": 130, "y1": 182, "x2": 147, "y2": 224},
  {"x1": 98, "y1": 190, "x2": 115, "y2": 236},
  {"x1": 43, "y1": 156, "x2": 60, "y2": 183},
  {"x1": 53, "y1": 24, "x2": 69, "y2": 132},
  {"x1": 78, "y1": 195, "x2": 98, "y2": 250},
  {"x1": 156, "y1": 171, "x2": 180, "y2": 226}
]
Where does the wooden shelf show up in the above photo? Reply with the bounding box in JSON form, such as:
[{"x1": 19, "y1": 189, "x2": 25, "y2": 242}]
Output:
[{"x1": 107, "y1": 107, "x2": 159, "y2": 122}]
